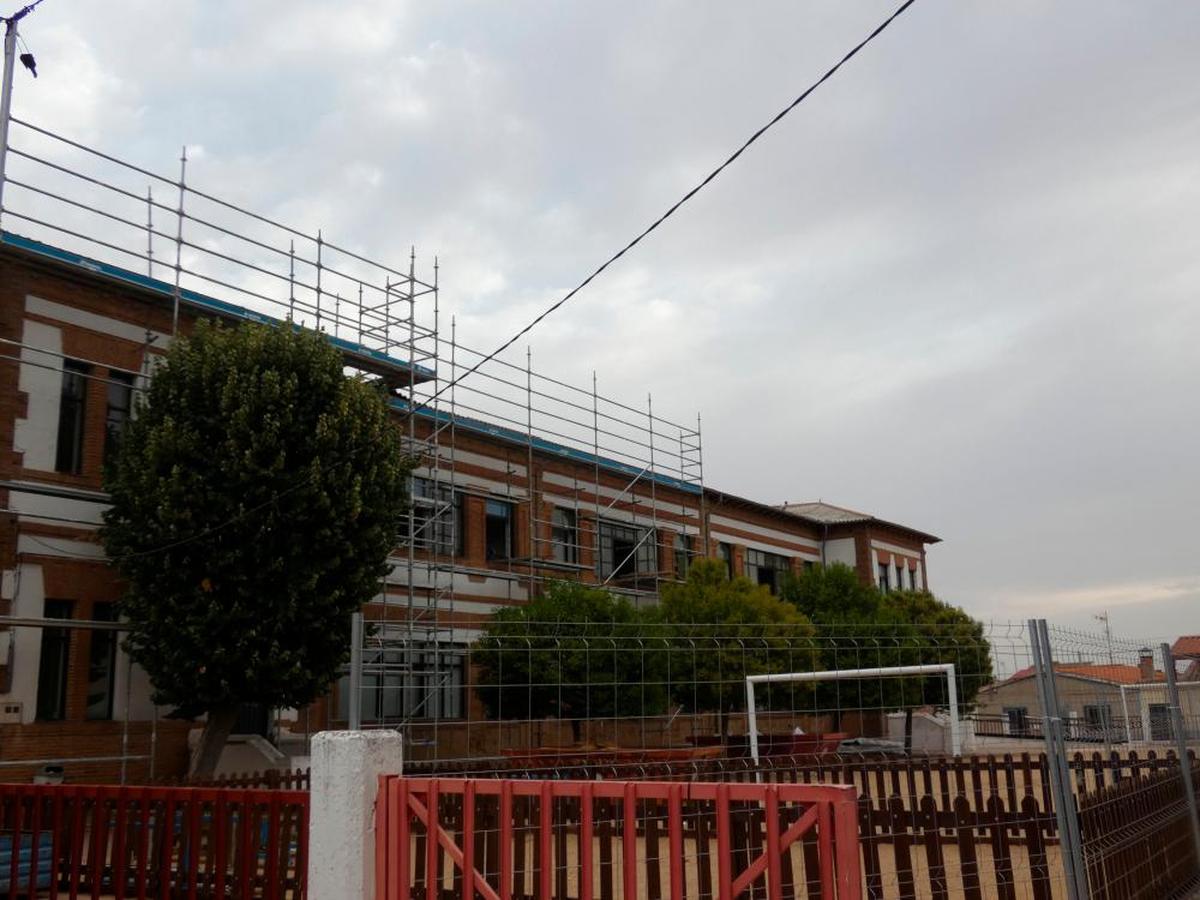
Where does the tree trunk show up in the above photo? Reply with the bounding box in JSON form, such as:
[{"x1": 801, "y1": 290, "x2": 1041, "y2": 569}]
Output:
[
  {"x1": 903, "y1": 708, "x2": 914, "y2": 755},
  {"x1": 570, "y1": 717, "x2": 582, "y2": 745},
  {"x1": 190, "y1": 704, "x2": 240, "y2": 779}
]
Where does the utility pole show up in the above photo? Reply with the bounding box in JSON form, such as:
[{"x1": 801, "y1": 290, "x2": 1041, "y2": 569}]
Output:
[{"x1": 0, "y1": 1, "x2": 47, "y2": 228}]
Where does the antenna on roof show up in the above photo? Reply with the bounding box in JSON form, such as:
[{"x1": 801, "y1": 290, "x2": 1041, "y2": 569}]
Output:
[{"x1": 1094, "y1": 611, "x2": 1115, "y2": 667}]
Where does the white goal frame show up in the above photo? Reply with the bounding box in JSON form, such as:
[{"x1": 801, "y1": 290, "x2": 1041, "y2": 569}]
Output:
[{"x1": 744, "y1": 663, "x2": 961, "y2": 764}]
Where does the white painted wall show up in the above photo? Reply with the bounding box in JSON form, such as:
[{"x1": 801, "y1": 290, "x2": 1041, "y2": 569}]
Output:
[
  {"x1": 14, "y1": 321, "x2": 64, "y2": 472},
  {"x1": 5, "y1": 564, "x2": 46, "y2": 723},
  {"x1": 822, "y1": 537, "x2": 857, "y2": 568},
  {"x1": 308, "y1": 730, "x2": 403, "y2": 900}
]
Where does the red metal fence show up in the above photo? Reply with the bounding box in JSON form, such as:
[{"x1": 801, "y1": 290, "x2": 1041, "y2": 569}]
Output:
[
  {"x1": 0, "y1": 782, "x2": 308, "y2": 899},
  {"x1": 375, "y1": 777, "x2": 862, "y2": 900}
]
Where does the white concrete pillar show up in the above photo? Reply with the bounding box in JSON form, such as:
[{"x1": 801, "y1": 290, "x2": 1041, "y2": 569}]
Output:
[{"x1": 308, "y1": 730, "x2": 403, "y2": 900}]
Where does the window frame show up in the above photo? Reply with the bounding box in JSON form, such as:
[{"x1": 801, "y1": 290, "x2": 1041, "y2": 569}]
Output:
[
  {"x1": 103, "y1": 369, "x2": 136, "y2": 466},
  {"x1": 550, "y1": 507, "x2": 578, "y2": 564},
  {"x1": 485, "y1": 499, "x2": 514, "y2": 561},
  {"x1": 404, "y1": 477, "x2": 462, "y2": 556},
  {"x1": 672, "y1": 532, "x2": 690, "y2": 580},
  {"x1": 36, "y1": 600, "x2": 74, "y2": 721},
  {"x1": 85, "y1": 603, "x2": 118, "y2": 721},
  {"x1": 55, "y1": 360, "x2": 91, "y2": 475},
  {"x1": 596, "y1": 519, "x2": 657, "y2": 581},
  {"x1": 744, "y1": 548, "x2": 790, "y2": 595}
]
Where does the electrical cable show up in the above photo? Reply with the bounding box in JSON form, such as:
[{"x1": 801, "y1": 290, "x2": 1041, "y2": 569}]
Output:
[{"x1": 410, "y1": 0, "x2": 919, "y2": 416}]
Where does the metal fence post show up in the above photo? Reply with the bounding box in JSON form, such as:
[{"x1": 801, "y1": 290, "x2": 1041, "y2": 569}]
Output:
[
  {"x1": 1161, "y1": 641, "x2": 1200, "y2": 864},
  {"x1": 1030, "y1": 618, "x2": 1089, "y2": 900},
  {"x1": 348, "y1": 611, "x2": 363, "y2": 731}
]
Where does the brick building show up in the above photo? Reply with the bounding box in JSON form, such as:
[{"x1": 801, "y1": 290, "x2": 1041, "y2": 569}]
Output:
[{"x1": 0, "y1": 122, "x2": 939, "y2": 777}]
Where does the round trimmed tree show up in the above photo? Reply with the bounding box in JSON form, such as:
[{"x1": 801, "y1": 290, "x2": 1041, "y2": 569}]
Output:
[{"x1": 102, "y1": 321, "x2": 411, "y2": 776}]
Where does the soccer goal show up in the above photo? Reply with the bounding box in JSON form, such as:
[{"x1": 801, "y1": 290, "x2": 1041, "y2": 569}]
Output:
[{"x1": 744, "y1": 663, "x2": 961, "y2": 763}]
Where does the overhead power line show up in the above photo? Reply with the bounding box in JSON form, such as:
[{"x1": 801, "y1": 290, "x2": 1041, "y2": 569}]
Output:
[{"x1": 414, "y1": 0, "x2": 919, "y2": 414}]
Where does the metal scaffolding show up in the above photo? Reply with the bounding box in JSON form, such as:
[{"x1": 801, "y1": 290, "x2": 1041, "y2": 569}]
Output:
[{"x1": 0, "y1": 105, "x2": 705, "y2": 762}]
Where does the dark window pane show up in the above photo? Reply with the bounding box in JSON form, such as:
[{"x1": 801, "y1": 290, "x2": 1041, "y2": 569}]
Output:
[
  {"x1": 85, "y1": 603, "x2": 117, "y2": 720},
  {"x1": 597, "y1": 520, "x2": 656, "y2": 581},
  {"x1": 55, "y1": 360, "x2": 91, "y2": 474},
  {"x1": 878, "y1": 562, "x2": 890, "y2": 593},
  {"x1": 744, "y1": 548, "x2": 790, "y2": 595},
  {"x1": 104, "y1": 371, "x2": 135, "y2": 466},
  {"x1": 485, "y1": 500, "x2": 513, "y2": 560},
  {"x1": 36, "y1": 600, "x2": 73, "y2": 721}
]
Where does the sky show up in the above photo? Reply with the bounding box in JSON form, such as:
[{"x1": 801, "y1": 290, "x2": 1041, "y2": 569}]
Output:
[{"x1": 7, "y1": 0, "x2": 1199, "y2": 641}]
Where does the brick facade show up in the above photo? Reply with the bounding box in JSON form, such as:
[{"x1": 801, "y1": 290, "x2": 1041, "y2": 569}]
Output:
[{"x1": 0, "y1": 240, "x2": 940, "y2": 779}]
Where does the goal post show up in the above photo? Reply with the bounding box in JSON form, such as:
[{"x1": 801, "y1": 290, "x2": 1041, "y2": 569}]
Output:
[{"x1": 744, "y1": 663, "x2": 961, "y2": 764}]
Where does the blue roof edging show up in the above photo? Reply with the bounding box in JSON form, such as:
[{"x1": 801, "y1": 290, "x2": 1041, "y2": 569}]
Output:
[
  {"x1": 0, "y1": 230, "x2": 436, "y2": 381},
  {"x1": 391, "y1": 398, "x2": 702, "y2": 497}
]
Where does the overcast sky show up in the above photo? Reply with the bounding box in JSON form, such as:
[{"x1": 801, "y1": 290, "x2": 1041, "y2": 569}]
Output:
[{"x1": 10, "y1": 1, "x2": 1199, "y2": 641}]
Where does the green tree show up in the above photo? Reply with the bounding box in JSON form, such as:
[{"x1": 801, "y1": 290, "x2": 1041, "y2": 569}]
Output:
[
  {"x1": 472, "y1": 581, "x2": 667, "y2": 743},
  {"x1": 102, "y1": 321, "x2": 411, "y2": 776},
  {"x1": 781, "y1": 563, "x2": 993, "y2": 747},
  {"x1": 653, "y1": 559, "x2": 815, "y2": 736}
]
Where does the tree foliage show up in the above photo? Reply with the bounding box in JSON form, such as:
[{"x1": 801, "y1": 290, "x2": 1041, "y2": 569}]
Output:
[
  {"x1": 780, "y1": 563, "x2": 992, "y2": 714},
  {"x1": 472, "y1": 581, "x2": 666, "y2": 741},
  {"x1": 650, "y1": 559, "x2": 816, "y2": 724},
  {"x1": 102, "y1": 321, "x2": 411, "y2": 773}
]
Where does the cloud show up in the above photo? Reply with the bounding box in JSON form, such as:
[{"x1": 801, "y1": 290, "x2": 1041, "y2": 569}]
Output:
[{"x1": 11, "y1": 0, "x2": 1200, "y2": 635}]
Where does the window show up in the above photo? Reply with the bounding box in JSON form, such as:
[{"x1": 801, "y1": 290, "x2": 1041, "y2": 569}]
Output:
[
  {"x1": 803, "y1": 560, "x2": 816, "y2": 572},
  {"x1": 1003, "y1": 706, "x2": 1029, "y2": 736},
  {"x1": 104, "y1": 371, "x2": 135, "y2": 466},
  {"x1": 339, "y1": 642, "x2": 466, "y2": 722},
  {"x1": 878, "y1": 562, "x2": 890, "y2": 593},
  {"x1": 550, "y1": 507, "x2": 577, "y2": 564},
  {"x1": 1083, "y1": 704, "x2": 1112, "y2": 736},
  {"x1": 85, "y1": 603, "x2": 118, "y2": 720},
  {"x1": 673, "y1": 533, "x2": 690, "y2": 580},
  {"x1": 906, "y1": 567, "x2": 916, "y2": 590},
  {"x1": 485, "y1": 499, "x2": 514, "y2": 560},
  {"x1": 36, "y1": 600, "x2": 74, "y2": 721},
  {"x1": 717, "y1": 542, "x2": 733, "y2": 579},
  {"x1": 55, "y1": 360, "x2": 91, "y2": 474},
  {"x1": 744, "y1": 549, "x2": 790, "y2": 595},
  {"x1": 403, "y1": 477, "x2": 461, "y2": 556},
  {"x1": 597, "y1": 520, "x2": 656, "y2": 581},
  {"x1": 1149, "y1": 703, "x2": 1173, "y2": 741}
]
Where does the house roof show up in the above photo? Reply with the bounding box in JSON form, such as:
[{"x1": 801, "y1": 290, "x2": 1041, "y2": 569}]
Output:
[
  {"x1": 998, "y1": 662, "x2": 1164, "y2": 687},
  {"x1": 1172, "y1": 636, "x2": 1200, "y2": 659},
  {"x1": 778, "y1": 500, "x2": 941, "y2": 545}
]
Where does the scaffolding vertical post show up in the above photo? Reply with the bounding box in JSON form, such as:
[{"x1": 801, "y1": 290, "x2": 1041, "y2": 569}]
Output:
[
  {"x1": 145, "y1": 186, "x2": 154, "y2": 277},
  {"x1": 0, "y1": 14, "x2": 19, "y2": 228},
  {"x1": 289, "y1": 241, "x2": 296, "y2": 322},
  {"x1": 592, "y1": 372, "x2": 601, "y2": 584},
  {"x1": 647, "y1": 392, "x2": 658, "y2": 600},
  {"x1": 526, "y1": 347, "x2": 536, "y2": 592},
  {"x1": 171, "y1": 146, "x2": 188, "y2": 336},
  {"x1": 314, "y1": 230, "x2": 323, "y2": 332},
  {"x1": 1162, "y1": 641, "x2": 1200, "y2": 863},
  {"x1": 348, "y1": 612, "x2": 363, "y2": 731}
]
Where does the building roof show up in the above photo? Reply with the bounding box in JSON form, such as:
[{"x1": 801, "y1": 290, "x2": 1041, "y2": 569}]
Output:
[
  {"x1": 1172, "y1": 636, "x2": 1200, "y2": 659},
  {"x1": 780, "y1": 501, "x2": 873, "y2": 524},
  {"x1": 998, "y1": 662, "x2": 1164, "y2": 687},
  {"x1": 779, "y1": 500, "x2": 941, "y2": 545}
]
